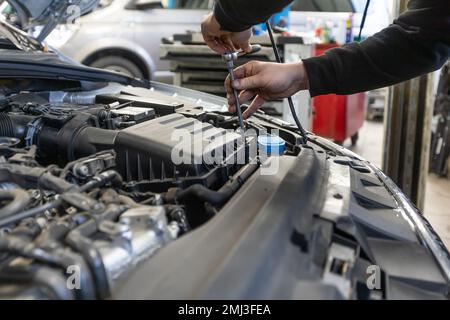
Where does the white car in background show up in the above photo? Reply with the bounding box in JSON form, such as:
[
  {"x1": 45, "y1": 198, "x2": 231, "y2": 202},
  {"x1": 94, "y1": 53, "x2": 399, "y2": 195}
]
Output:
[{"x1": 47, "y1": 0, "x2": 211, "y2": 82}]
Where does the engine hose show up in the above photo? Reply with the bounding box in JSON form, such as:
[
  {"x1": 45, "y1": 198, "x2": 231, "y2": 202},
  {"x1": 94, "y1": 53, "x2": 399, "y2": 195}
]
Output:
[
  {"x1": 0, "y1": 235, "x2": 96, "y2": 299},
  {"x1": 0, "y1": 114, "x2": 14, "y2": 137},
  {"x1": 55, "y1": 82, "x2": 122, "y2": 105},
  {"x1": 0, "y1": 199, "x2": 62, "y2": 228},
  {"x1": 0, "y1": 170, "x2": 122, "y2": 227},
  {"x1": 177, "y1": 163, "x2": 258, "y2": 205},
  {"x1": 0, "y1": 163, "x2": 74, "y2": 194},
  {"x1": 117, "y1": 195, "x2": 139, "y2": 207},
  {"x1": 177, "y1": 184, "x2": 233, "y2": 206},
  {"x1": 0, "y1": 189, "x2": 31, "y2": 219},
  {"x1": 32, "y1": 266, "x2": 76, "y2": 300},
  {"x1": 0, "y1": 266, "x2": 75, "y2": 300},
  {"x1": 0, "y1": 114, "x2": 35, "y2": 140},
  {"x1": 65, "y1": 233, "x2": 110, "y2": 299}
]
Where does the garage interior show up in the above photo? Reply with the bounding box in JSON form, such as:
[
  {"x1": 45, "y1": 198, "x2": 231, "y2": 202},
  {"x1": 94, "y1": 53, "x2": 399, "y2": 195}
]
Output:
[{"x1": 0, "y1": 0, "x2": 449, "y2": 301}]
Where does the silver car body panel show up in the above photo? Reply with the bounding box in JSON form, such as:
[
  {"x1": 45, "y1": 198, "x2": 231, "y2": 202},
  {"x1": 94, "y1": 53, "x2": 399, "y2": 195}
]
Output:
[{"x1": 52, "y1": 0, "x2": 207, "y2": 81}]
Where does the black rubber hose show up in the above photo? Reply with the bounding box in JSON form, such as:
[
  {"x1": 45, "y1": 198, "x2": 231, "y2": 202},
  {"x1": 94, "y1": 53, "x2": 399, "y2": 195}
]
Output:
[
  {"x1": 0, "y1": 170, "x2": 122, "y2": 227},
  {"x1": 177, "y1": 164, "x2": 258, "y2": 205},
  {"x1": 0, "y1": 114, "x2": 14, "y2": 137},
  {"x1": 0, "y1": 164, "x2": 74, "y2": 193},
  {"x1": 0, "y1": 114, "x2": 34, "y2": 140},
  {"x1": 32, "y1": 266, "x2": 76, "y2": 300},
  {"x1": 0, "y1": 189, "x2": 31, "y2": 219},
  {"x1": 177, "y1": 184, "x2": 233, "y2": 205},
  {"x1": 65, "y1": 232, "x2": 110, "y2": 299},
  {"x1": 0, "y1": 234, "x2": 96, "y2": 299},
  {"x1": 0, "y1": 199, "x2": 61, "y2": 228},
  {"x1": 0, "y1": 266, "x2": 75, "y2": 300},
  {"x1": 265, "y1": 21, "x2": 309, "y2": 145}
]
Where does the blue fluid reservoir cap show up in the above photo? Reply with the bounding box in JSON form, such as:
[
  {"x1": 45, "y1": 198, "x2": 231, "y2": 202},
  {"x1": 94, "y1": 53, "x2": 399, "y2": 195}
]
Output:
[{"x1": 258, "y1": 134, "x2": 286, "y2": 155}]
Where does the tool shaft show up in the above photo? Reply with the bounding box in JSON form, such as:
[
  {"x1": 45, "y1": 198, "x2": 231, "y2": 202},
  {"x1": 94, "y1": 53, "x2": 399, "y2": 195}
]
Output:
[
  {"x1": 227, "y1": 65, "x2": 245, "y2": 130},
  {"x1": 222, "y1": 46, "x2": 262, "y2": 131}
]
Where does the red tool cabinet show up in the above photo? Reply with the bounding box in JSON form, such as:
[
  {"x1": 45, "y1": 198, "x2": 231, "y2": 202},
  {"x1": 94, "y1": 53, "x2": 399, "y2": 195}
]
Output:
[{"x1": 312, "y1": 44, "x2": 366, "y2": 145}]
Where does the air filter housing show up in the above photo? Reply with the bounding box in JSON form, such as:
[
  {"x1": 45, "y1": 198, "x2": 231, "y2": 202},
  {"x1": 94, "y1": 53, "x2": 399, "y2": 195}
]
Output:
[{"x1": 114, "y1": 113, "x2": 244, "y2": 182}]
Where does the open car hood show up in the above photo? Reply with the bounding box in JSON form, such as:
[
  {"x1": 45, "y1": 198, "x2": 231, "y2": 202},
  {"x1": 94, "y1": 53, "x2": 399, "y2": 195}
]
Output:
[
  {"x1": 5, "y1": 0, "x2": 99, "y2": 41},
  {"x1": 0, "y1": 48, "x2": 151, "y2": 89},
  {"x1": 0, "y1": 19, "x2": 150, "y2": 88}
]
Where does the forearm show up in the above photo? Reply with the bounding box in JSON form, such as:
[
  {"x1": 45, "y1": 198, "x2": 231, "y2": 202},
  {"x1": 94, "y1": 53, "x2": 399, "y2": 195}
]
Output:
[
  {"x1": 214, "y1": 0, "x2": 293, "y2": 32},
  {"x1": 303, "y1": 0, "x2": 450, "y2": 96}
]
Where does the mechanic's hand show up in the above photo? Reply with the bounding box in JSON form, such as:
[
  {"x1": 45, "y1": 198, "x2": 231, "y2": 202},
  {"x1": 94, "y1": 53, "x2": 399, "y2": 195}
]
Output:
[
  {"x1": 225, "y1": 61, "x2": 310, "y2": 119},
  {"x1": 201, "y1": 12, "x2": 252, "y2": 54}
]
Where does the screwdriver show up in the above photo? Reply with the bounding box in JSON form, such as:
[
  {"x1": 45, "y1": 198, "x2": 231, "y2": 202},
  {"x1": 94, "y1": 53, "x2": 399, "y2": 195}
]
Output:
[{"x1": 222, "y1": 45, "x2": 262, "y2": 131}]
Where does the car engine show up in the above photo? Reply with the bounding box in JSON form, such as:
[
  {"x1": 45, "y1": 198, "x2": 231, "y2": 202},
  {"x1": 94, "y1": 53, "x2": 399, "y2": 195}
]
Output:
[{"x1": 0, "y1": 85, "x2": 302, "y2": 299}]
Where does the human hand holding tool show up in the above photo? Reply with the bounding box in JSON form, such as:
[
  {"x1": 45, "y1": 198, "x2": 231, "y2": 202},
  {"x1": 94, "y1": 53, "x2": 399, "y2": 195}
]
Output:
[
  {"x1": 202, "y1": 12, "x2": 253, "y2": 55},
  {"x1": 222, "y1": 44, "x2": 262, "y2": 130}
]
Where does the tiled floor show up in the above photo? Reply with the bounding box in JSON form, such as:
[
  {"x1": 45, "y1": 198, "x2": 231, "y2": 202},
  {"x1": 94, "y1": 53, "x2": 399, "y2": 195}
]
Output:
[
  {"x1": 347, "y1": 120, "x2": 383, "y2": 168},
  {"x1": 424, "y1": 175, "x2": 450, "y2": 248},
  {"x1": 345, "y1": 120, "x2": 450, "y2": 248}
]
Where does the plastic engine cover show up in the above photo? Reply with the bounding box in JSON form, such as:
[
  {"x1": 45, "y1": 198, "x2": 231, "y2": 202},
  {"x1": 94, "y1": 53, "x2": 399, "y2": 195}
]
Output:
[{"x1": 114, "y1": 113, "x2": 243, "y2": 181}]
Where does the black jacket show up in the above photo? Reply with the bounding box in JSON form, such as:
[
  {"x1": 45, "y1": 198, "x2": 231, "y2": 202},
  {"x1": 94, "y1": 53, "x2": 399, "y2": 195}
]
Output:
[{"x1": 214, "y1": 0, "x2": 450, "y2": 97}]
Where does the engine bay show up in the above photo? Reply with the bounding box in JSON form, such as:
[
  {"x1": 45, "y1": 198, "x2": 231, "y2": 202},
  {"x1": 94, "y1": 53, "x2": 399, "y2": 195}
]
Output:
[{"x1": 0, "y1": 85, "x2": 304, "y2": 299}]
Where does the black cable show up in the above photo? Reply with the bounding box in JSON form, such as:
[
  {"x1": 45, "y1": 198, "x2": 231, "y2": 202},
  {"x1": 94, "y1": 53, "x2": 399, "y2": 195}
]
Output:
[
  {"x1": 0, "y1": 199, "x2": 61, "y2": 228},
  {"x1": 265, "y1": 21, "x2": 308, "y2": 145},
  {"x1": 358, "y1": 0, "x2": 371, "y2": 41}
]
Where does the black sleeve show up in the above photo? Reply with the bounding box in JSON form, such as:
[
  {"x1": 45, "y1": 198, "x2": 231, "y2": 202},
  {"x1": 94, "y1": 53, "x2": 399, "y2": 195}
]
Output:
[
  {"x1": 214, "y1": 0, "x2": 293, "y2": 32},
  {"x1": 302, "y1": 0, "x2": 450, "y2": 97}
]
